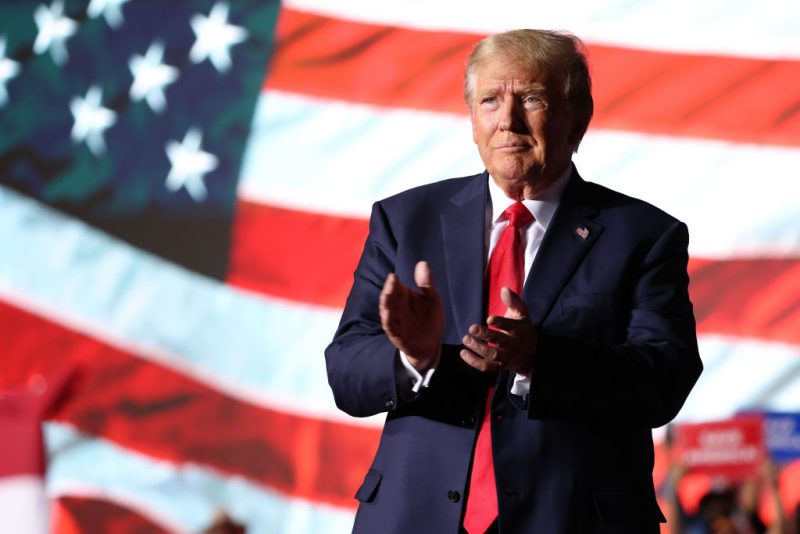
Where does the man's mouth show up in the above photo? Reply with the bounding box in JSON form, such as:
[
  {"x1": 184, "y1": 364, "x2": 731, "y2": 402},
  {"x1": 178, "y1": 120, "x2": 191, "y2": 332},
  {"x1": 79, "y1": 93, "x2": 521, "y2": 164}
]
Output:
[{"x1": 496, "y1": 142, "x2": 530, "y2": 150}]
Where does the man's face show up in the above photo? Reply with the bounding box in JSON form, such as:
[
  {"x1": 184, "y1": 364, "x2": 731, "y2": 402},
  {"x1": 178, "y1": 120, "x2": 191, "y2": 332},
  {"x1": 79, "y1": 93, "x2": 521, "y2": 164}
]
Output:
[{"x1": 469, "y1": 55, "x2": 576, "y2": 197}]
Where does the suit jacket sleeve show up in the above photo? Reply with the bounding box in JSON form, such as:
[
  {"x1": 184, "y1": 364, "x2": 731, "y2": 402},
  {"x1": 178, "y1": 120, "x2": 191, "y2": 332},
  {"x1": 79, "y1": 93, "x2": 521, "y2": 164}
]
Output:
[
  {"x1": 325, "y1": 201, "x2": 404, "y2": 418},
  {"x1": 527, "y1": 218, "x2": 702, "y2": 428}
]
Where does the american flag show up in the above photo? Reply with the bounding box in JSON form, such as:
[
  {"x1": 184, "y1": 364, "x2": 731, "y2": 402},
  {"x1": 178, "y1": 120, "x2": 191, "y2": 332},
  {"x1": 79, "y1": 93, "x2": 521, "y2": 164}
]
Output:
[{"x1": 1, "y1": 0, "x2": 799, "y2": 532}]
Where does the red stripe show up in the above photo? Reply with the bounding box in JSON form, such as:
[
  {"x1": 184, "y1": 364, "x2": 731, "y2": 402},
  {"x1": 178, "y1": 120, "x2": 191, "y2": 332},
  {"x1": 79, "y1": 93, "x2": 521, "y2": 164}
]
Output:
[
  {"x1": 265, "y1": 8, "x2": 800, "y2": 147},
  {"x1": 227, "y1": 200, "x2": 800, "y2": 346},
  {"x1": 690, "y1": 257, "x2": 800, "y2": 345},
  {"x1": 52, "y1": 496, "x2": 171, "y2": 534},
  {"x1": 0, "y1": 392, "x2": 46, "y2": 478},
  {"x1": 0, "y1": 300, "x2": 379, "y2": 510},
  {"x1": 227, "y1": 200, "x2": 367, "y2": 306}
]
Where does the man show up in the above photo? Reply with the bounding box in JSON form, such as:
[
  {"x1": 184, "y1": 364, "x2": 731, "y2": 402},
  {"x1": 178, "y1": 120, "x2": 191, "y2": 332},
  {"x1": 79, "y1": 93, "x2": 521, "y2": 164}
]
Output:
[{"x1": 325, "y1": 29, "x2": 702, "y2": 533}]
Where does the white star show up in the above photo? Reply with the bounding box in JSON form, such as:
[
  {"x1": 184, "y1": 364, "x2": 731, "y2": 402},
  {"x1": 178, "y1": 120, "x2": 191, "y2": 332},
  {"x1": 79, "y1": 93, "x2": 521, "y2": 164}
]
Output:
[
  {"x1": 189, "y1": 2, "x2": 248, "y2": 73},
  {"x1": 129, "y1": 42, "x2": 179, "y2": 113},
  {"x1": 165, "y1": 128, "x2": 218, "y2": 202},
  {"x1": 70, "y1": 86, "x2": 117, "y2": 156},
  {"x1": 33, "y1": 0, "x2": 78, "y2": 66},
  {"x1": 87, "y1": 0, "x2": 131, "y2": 28},
  {"x1": 0, "y1": 38, "x2": 21, "y2": 107}
]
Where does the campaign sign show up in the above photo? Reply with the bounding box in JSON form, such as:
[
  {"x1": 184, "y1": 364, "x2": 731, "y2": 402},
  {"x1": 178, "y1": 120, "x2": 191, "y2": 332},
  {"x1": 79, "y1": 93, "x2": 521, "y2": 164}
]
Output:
[
  {"x1": 763, "y1": 412, "x2": 800, "y2": 463},
  {"x1": 675, "y1": 417, "x2": 764, "y2": 479}
]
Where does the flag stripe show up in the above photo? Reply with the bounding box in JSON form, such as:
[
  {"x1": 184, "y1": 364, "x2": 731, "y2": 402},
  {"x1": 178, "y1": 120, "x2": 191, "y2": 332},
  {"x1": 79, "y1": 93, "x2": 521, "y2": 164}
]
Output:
[
  {"x1": 227, "y1": 201, "x2": 367, "y2": 308},
  {"x1": 228, "y1": 200, "x2": 800, "y2": 346},
  {"x1": 690, "y1": 259, "x2": 800, "y2": 346},
  {"x1": 675, "y1": 335, "x2": 800, "y2": 423},
  {"x1": 266, "y1": 9, "x2": 800, "y2": 147},
  {"x1": 283, "y1": 0, "x2": 800, "y2": 60},
  {"x1": 45, "y1": 424, "x2": 356, "y2": 534},
  {"x1": 0, "y1": 300, "x2": 378, "y2": 509},
  {"x1": 52, "y1": 497, "x2": 172, "y2": 534},
  {"x1": 237, "y1": 91, "x2": 800, "y2": 259}
]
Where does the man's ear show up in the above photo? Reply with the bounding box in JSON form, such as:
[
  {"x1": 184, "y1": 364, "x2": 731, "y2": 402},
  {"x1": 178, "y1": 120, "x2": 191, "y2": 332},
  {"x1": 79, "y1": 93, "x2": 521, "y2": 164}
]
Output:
[
  {"x1": 559, "y1": 102, "x2": 585, "y2": 145},
  {"x1": 568, "y1": 119, "x2": 587, "y2": 149},
  {"x1": 469, "y1": 107, "x2": 479, "y2": 144}
]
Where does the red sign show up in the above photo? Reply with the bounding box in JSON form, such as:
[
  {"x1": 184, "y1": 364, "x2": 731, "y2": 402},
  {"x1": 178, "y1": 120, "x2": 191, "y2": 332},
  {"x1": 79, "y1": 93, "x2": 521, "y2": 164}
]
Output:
[{"x1": 675, "y1": 417, "x2": 765, "y2": 480}]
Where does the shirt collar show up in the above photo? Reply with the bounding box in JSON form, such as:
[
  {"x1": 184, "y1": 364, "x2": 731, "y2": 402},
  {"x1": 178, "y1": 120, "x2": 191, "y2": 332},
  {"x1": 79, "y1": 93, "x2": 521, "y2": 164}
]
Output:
[{"x1": 487, "y1": 165, "x2": 572, "y2": 230}]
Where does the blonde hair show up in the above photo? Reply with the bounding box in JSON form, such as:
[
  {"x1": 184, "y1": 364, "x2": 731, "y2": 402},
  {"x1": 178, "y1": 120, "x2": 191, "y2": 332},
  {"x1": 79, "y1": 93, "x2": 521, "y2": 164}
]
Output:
[{"x1": 464, "y1": 29, "x2": 594, "y2": 145}]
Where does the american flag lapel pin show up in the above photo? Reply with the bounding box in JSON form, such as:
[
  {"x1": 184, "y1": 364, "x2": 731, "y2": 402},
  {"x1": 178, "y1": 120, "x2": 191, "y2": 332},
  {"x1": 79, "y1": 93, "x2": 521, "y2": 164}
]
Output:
[{"x1": 575, "y1": 226, "x2": 590, "y2": 240}]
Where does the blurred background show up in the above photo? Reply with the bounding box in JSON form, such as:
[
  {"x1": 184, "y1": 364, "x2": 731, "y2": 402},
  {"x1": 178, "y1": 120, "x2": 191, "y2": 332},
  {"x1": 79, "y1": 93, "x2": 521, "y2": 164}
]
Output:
[{"x1": 1, "y1": 0, "x2": 799, "y2": 532}]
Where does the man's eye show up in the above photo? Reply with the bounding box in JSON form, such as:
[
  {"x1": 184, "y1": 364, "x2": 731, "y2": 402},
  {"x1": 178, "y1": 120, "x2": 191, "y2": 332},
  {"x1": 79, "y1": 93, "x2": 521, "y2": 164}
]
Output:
[
  {"x1": 523, "y1": 96, "x2": 543, "y2": 106},
  {"x1": 482, "y1": 97, "x2": 497, "y2": 104}
]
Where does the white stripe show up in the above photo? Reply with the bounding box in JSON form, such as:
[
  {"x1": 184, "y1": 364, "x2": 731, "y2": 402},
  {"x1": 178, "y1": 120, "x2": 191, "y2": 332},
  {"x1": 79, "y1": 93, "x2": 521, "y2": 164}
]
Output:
[
  {"x1": 237, "y1": 92, "x2": 482, "y2": 216},
  {"x1": 676, "y1": 335, "x2": 800, "y2": 424},
  {"x1": 0, "y1": 476, "x2": 48, "y2": 534},
  {"x1": 44, "y1": 423, "x2": 355, "y2": 534},
  {"x1": 238, "y1": 91, "x2": 800, "y2": 258},
  {"x1": 576, "y1": 132, "x2": 800, "y2": 259},
  {"x1": 0, "y1": 185, "x2": 381, "y2": 428},
  {"x1": 284, "y1": 0, "x2": 800, "y2": 60}
]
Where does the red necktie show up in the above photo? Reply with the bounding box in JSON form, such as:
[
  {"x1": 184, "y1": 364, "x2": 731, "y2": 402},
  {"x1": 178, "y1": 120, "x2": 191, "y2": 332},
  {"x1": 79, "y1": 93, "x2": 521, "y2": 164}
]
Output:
[{"x1": 463, "y1": 201, "x2": 533, "y2": 534}]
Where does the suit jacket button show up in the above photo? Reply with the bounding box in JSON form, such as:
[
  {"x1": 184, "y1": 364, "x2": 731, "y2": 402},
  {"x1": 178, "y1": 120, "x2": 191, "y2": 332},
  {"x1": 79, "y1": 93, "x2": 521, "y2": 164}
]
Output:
[
  {"x1": 462, "y1": 416, "x2": 476, "y2": 427},
  {"x1": 384, "y1": 398, "x2": 395, "y2": 408},
  {"x1": 447, "y1": 490, "x2": 461, "y2": 503}
]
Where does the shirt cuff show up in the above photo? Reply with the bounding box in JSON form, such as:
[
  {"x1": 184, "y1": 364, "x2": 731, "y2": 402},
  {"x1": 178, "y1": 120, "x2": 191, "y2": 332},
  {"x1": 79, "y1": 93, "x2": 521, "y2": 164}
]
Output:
[
  {"x1": 398, "y1": 351, "x2": 438, "y2": 393},
  {"x1": 510, "y1": 373, "x2": 531, "y2": 397}
]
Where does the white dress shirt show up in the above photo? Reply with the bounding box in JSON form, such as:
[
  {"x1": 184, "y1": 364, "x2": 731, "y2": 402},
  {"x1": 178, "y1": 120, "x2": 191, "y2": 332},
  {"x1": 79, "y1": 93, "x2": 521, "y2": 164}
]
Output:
[{"x1": 397, "y1": 167, "x2": 571, "y2": 398}]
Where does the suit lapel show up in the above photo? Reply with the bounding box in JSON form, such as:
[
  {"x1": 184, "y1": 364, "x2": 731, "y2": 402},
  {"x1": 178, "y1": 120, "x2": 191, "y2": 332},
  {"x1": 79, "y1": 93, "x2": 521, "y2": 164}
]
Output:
[
  {"x1": 440, "y1": 173, "x2": 488, "y2": 336},
  {"x1": 522, "y1": 169, "x2": 604, "y2": 326}
]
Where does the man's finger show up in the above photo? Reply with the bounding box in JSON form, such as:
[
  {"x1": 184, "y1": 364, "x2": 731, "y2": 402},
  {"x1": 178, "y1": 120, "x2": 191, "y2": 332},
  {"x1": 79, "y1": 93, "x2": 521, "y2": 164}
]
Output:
[
  {"x1": 414, "y1": 261, "x2": 433, "y2": 287},
  {"x1": 462, "y1": 334, "x2": 499, "y2": 361},
  {"x1": 486, "y1": 315, "x2": 524, "y2": 333},
  {"x1": 414, "y1": 261, "x2": 441, "y2": 300},
  {"x1": 468, "y1": 323, "x2": 503, "y2": 342},
  {"x1": 379, "y1": 273, "x2": 396, "y2": 310},
  {"x1": 460, "y1": 348, "x2": 502, "y2": 372},
  {"x1": 382, "y1": 272, "x2": 397, "y2": 294},
  {"x1": 501, "y1": 287, "x2": 528, "y2": 319}
]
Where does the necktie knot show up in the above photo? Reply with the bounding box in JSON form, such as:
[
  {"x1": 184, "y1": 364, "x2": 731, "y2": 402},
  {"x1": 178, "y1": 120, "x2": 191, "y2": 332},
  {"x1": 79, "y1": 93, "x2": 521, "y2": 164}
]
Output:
[{"x1": 503, "y1": 201, "x2": 533, "y2": 229}]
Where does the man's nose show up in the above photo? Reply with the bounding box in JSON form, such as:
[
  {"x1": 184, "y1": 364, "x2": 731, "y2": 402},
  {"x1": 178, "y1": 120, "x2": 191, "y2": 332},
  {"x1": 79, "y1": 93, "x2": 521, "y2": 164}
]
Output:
[{"x1": 497, "y1": 100, "x2": 522, "y2": 132}]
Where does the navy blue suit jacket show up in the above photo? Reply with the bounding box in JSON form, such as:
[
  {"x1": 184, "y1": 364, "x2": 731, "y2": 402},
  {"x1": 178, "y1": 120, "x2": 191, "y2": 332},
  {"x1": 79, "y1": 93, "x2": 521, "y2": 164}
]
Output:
[{"x1": 325, "y1": 168, "x2": 702, "y2": 533}]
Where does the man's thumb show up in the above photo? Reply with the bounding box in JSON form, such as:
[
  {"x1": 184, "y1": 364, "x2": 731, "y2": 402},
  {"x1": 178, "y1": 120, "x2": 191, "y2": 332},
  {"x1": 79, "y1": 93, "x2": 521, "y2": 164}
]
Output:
[
  {"x1": 414, "y1": 261, "x2": 436, "y2": 291},
  {"x1": 501, "y1": 287, "x2": 528, "y2": 319}
]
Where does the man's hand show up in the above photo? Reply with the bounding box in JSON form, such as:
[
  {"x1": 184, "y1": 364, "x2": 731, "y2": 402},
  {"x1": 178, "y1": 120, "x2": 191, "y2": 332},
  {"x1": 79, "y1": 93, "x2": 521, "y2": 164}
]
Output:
[
  {"x1": 379, "y1": 261, "x2": 444, "y2": 372},
  {"x1": 461, "y1": 287, "x2": 538, "y2": 374}
]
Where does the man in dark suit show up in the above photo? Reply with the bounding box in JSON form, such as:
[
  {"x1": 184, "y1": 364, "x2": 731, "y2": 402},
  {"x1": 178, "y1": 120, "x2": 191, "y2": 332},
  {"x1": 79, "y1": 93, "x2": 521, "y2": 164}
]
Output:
[{"x1": 325, "y1": 29, "x2": 702, "y2": 534}]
